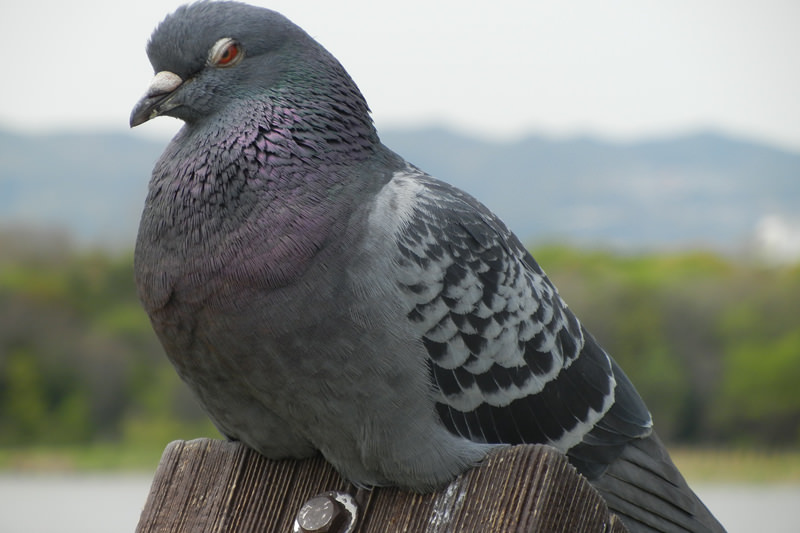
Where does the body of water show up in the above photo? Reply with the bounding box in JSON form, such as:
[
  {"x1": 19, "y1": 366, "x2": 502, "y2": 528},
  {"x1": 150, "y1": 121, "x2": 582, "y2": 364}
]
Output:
[{"x1": 0, "y1": 474, "x2": 795, "y2": 532}]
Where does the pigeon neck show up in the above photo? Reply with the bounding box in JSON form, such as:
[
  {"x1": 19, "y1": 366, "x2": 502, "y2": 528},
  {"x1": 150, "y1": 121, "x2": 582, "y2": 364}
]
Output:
[
  {"x1": 137, "y1": 98, "x2": 380, "y2": 297},
  {"x1": 266, "y1": 84, "x2": 379, "y2": 165}
]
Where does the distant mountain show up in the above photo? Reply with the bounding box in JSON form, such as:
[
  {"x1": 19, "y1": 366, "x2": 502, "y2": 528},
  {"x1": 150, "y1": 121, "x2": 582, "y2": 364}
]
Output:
[
  {"x1": 381, "y1": 128, "x2": 800, "y2": 253},
  {"x1": 1, "y1": 127, "x2": 798, "y2": 254},
  {"x1": 0, "y1": 129, "x2": 160, "y2": 248}
]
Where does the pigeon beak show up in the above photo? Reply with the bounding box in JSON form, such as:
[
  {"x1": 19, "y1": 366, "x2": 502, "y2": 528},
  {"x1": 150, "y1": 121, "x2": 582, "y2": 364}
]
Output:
[{"x1": 130, "y1": 71, "x2": 184, "y2": 127}]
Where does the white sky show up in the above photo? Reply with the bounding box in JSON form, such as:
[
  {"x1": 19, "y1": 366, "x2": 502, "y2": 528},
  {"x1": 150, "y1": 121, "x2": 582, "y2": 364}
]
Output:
[{"x1": 2, "y1": 0, "x2": 799, "y2": 149}]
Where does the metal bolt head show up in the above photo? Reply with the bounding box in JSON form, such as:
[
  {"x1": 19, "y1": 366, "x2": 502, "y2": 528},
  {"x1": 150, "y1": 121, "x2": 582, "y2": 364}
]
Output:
[
  {"x1": 297, "y1": 495, "x2": 342, "y2": 533},
  {"x1": 293, "y1": 491, "x2": 359, "y2": 533}
]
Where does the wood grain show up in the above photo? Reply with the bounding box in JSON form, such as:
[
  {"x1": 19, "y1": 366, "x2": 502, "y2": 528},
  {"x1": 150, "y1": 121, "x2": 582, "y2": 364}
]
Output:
[{"x1": 136, "y1": 439, "x2": 627, "y2": 532}]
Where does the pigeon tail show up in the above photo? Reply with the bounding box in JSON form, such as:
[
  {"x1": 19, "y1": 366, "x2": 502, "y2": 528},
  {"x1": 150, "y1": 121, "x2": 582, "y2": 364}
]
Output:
[{"x1": 591, "y1": 432, "x2": 726, "y2": 533}]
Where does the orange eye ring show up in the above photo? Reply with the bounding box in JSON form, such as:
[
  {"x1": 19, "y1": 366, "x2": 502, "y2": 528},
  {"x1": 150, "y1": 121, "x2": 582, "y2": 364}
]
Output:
[
  {"x1": 217, "y1": 43, "x2": 239, "y2": 65},
  {"x1": 208, "y1": 38, "x2": 243, "y2": 68}
]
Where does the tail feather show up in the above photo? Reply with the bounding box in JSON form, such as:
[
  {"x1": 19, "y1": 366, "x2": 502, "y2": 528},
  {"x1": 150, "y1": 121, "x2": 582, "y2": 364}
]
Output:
[{"x1": 591, "y1": 433, "x2": 725, "y2": 533}]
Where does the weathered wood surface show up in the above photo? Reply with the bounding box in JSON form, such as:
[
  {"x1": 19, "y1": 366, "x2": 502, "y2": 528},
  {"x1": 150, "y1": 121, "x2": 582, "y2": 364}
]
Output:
[{"x1": 136, "y1": 438, "x2": 628, "y2": 532}]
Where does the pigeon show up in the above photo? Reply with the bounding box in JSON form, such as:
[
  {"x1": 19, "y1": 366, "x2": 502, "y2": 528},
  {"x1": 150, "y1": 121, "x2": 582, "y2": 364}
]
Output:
[{"x1": 130, "y1": 2, "x2": 726, "y2": 532}]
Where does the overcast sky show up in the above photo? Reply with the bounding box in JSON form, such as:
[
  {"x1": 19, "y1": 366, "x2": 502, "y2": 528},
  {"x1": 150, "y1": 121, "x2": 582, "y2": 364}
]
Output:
[{"x1": 3, "y1": 0, "x2": 799, "y2": 149}]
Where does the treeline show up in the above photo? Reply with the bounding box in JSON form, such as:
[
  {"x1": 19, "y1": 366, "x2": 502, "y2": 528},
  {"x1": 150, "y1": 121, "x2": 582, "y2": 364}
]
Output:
[
  {"x1": 0, "y1": 229, "x2": 214, "y2": 447},
  {"x1": 534, "y1": 246, "x2": 800, "y2": 446},
  {"x1": 0, "y1": 229, "x2": 798, "y2": 449}
]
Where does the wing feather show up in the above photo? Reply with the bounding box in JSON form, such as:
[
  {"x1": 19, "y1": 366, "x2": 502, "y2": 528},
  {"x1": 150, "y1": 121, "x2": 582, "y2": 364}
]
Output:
[
  {"x1": 389, "y1": 168, "x2": 652, "y2": 462},
  {"x1": 379, "y1": 167, "x2": 724, "y2": 531}
]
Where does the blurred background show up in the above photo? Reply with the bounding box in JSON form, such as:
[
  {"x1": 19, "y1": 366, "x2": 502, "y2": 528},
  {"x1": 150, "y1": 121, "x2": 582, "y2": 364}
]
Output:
[{"x1": 1, "y1": 1, "x2": 798, "y2": 531}]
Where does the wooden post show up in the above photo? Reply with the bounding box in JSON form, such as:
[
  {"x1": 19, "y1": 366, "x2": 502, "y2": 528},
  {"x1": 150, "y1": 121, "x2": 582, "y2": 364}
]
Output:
[{"x1": 136, "y1": 439, "x2": 628, "y2": 532}]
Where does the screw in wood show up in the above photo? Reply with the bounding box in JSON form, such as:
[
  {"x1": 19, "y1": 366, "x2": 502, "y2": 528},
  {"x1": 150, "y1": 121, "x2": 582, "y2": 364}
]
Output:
[{"x1": 294, "y1": 493, "x2": 350, "y2": 533}]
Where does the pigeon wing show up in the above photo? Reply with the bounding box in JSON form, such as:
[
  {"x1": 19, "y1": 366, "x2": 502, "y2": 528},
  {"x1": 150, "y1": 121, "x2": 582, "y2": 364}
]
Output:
[{"x1": 388, "y1": 168, "x2": 653, "y2": 470}]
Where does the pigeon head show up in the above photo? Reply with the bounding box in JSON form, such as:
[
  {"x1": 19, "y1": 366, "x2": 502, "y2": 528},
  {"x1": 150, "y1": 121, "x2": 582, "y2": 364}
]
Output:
[{"x1": 130, "y1": 1, "x2": 370, "y2": 131}]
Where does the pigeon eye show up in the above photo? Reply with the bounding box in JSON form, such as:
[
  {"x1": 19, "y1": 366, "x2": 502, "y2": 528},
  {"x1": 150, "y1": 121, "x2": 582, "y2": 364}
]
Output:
[{"x1": 209, "y1": 38, "x2": 243, "y2": 67}]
